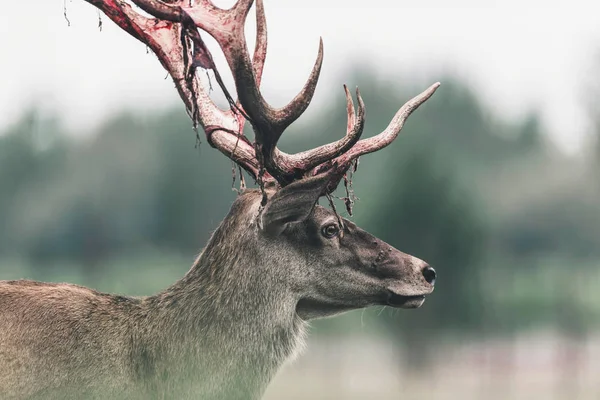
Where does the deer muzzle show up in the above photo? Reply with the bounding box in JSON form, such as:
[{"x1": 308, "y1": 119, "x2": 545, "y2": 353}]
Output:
[{"x1": 375, "y1": 249, "x2": 436, "y2": 309}]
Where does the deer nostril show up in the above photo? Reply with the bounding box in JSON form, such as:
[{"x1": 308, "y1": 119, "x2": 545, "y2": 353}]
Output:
[{"x1": 422, "y1": 266, "x2": 437, "y2": 285}]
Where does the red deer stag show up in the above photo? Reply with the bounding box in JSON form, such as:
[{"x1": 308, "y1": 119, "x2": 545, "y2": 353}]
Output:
[{"x1": 0, "y1": 0, "x2": 440, "y2": 399}]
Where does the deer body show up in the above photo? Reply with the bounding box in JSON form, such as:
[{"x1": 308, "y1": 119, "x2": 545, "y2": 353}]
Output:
[
  {"x1": 2, "y1": 0, "x2": 441, "y2": 398},
  {"x1": 0, "y1": 282, "x2": 301, "y2": 400},
  {"x1": 0, "y1": 186, "x2": 434, "y2": 399},
  {"x1": 0, "y1": 192, "x2": 309, "y2": 400}
]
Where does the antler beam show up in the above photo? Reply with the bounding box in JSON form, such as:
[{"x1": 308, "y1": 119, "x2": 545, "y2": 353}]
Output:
[{"x1": 83, "y1": 0, "x2": 439, "y2": 195}]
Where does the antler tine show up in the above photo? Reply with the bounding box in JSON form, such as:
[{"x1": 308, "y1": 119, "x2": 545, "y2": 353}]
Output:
[
  {"x1": 252, "y1": 0, "x2": 268, "y2": 87},
  {"x1": 274, "y1": 85, "x2": 366, "y2": 176},
  {"x1": 215, "y1": 0, "x2": 324, "y2": 143},
  {"x1": 345, "y1": 85, "x2": 356, "y2": 134},
  {"x1": 343, "y1": 82, "x2": 440, "y2": 160},
  {"x1": 273, "y1": 39, "x2": 324, "y2": 134},
  {"x1": 231, "y1": 0, "x2": 268, "y2": 137},
  {"x1": 312, "y1": 82, "x2": 441, "y2": 192},
  {"x1": 220, "y1": 28, "x2": 323, "y2": 182}
]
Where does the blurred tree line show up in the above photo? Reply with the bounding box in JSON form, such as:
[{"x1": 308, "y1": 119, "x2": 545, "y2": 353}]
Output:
[{"x1": 1, "y1": 70, "x2": 600, "y2": 367}]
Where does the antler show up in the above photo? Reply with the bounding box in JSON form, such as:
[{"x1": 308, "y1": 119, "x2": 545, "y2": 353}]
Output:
[{"x1": 83, "y1": 0, "x2": 439, "y2": 194}]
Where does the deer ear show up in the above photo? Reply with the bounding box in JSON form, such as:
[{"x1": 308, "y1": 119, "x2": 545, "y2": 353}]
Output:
[{"x1": 261, "y1": 173, "x2": 332, "y2": 235}]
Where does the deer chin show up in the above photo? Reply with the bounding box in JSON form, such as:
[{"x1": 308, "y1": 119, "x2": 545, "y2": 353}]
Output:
[
  {"x1": 384, "y1": 285, "x2": 434, "y2": 309},
  {"x1": 386, "y1": 292, "x2": 427, "y2": 309},
  {"x1": 295, "y1": 296, "x2": 376, "y2": 320}
]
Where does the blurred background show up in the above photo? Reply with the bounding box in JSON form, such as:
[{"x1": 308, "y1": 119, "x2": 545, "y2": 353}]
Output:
[{"x1": 2, "y1": 1, "x2": 600, "y2": 399}]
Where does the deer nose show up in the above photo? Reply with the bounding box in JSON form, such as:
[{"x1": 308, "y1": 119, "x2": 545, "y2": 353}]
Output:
[{"x1": 422, "y1": 265, "x2": 436, "y2": 286}]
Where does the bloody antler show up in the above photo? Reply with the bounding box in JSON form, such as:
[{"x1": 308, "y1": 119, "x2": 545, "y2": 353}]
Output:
[{"x1": 82, "y1": 0, "x2": 439, "y2": 195}]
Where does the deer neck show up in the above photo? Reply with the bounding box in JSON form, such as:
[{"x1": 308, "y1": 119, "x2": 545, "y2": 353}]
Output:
[{"x1": 141, "y1": 209, "x2": 307, "y2": 397}]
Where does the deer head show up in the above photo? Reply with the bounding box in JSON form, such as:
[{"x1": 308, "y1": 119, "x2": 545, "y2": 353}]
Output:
[{"x1": 256, "y1": 174, "x2": 436, "y2": 320}]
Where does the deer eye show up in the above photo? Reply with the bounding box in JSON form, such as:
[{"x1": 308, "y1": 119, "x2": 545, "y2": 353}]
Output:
[{"x1": 321, "y1": 224, "x2": 340, "y2": 239}]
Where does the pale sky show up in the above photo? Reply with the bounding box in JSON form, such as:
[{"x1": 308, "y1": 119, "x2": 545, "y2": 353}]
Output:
[{"x1": 1, "y1": 1, "x2": 599, "y2": 152}]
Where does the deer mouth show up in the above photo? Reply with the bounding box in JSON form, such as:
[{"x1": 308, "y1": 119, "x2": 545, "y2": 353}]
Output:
[{"x1": 386, "y1": 292, "x2": 427, "y2": 309}]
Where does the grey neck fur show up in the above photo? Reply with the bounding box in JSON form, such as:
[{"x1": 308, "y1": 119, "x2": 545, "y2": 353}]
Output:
[{"x1": 138, "y1": 192, "x2": 307, "y2": 399}]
